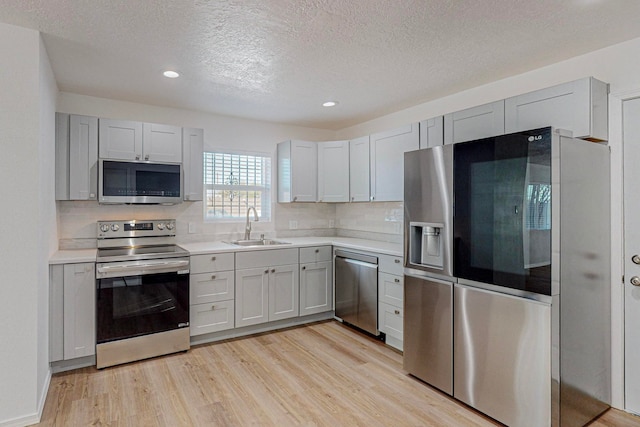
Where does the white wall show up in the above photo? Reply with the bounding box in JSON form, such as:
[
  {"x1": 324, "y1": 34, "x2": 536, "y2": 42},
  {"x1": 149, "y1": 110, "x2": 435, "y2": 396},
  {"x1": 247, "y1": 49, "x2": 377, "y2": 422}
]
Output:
[
  {"x1": 335, "y1": 36, "x2": 640, "y2": 409},
  {"x1": 56, "y1": 94, "x2": 338, "y2": 246},
  {"x1": 0, "y1": 23, "x2": 58, "y2": 426}
]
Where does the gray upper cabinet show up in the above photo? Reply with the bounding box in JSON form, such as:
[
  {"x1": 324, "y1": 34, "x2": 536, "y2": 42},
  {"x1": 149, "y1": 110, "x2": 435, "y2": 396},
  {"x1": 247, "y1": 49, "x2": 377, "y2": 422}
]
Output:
[
  {"x1": 444, "y1": 100, "x2": 505, "y2": 144},
  {"x1": 370, "y1": 123, "x2": 419, "y2": 202},
  {"x1": 182, "y1": 127, "x2": 204, "y2": 201},
  {"x1": 349, "y1": 136, "x2": 370, "y2": 202},
  {"x1": 318, "y1": 140, "x2": 349, "y2": 203},
  {"x1": 55, "y1": 113, "x2": 99, "y2": 201},
  {"x1": 277, "y1": 140, "x2": 317, "y2": 202},
  {"x1": 99, "y1": 119, "x2": 182, "y2": 162},
  {"x1": 505, "y1": 77, "x2": 609, "y2": 141},
  {"x1": 419, "y1": 116, "x2": 444, "y2": 149}
]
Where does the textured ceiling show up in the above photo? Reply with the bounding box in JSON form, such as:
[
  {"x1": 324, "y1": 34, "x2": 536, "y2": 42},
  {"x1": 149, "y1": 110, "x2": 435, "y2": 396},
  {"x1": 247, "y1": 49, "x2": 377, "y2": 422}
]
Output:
[{"x1": 2, "y1": 0, "x2": 640, "y2": 129}]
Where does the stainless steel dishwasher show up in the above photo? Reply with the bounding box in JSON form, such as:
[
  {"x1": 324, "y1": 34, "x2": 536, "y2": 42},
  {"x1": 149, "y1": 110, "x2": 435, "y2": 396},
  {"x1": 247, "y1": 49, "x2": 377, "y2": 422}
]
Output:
[{"x1": 334, "y1": 249, "x2": 379, "y2": 336}]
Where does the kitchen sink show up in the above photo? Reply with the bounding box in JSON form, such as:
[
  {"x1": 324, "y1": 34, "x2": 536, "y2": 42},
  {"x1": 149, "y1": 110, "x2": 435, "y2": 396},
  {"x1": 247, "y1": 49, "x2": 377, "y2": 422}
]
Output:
[{"x1": 226, "y1": 239, "x2": 291, "y2": 247}]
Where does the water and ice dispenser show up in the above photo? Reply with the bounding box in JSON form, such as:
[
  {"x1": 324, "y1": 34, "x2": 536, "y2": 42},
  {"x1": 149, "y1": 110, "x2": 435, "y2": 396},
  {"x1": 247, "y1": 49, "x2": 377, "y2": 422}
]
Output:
[{"x1": 409, "y1": 222, "x2": 444, "y2": 270}]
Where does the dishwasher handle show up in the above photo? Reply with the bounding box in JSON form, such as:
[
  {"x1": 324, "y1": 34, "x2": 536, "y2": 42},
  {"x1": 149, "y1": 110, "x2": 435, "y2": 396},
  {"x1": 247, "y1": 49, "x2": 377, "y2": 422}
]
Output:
[{"x1": 334, "y1": 249, "x2": 378, "y2": 266}]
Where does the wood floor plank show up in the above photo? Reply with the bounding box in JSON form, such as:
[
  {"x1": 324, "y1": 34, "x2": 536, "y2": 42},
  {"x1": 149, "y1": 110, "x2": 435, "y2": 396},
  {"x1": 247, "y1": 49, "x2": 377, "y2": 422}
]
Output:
[{"x1": 33, "y1": 320, "x2": 640, "y2": 426}]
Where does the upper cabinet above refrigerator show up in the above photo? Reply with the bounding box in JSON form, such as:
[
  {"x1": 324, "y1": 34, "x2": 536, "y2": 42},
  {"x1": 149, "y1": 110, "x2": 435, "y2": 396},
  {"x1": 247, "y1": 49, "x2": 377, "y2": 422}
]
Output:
[
  {"x1": 444, "y1": 100, "x2": 505, "y2": 145},
  {"x1": 505, "y1": 77, "x2": 609, "y2": 142}
]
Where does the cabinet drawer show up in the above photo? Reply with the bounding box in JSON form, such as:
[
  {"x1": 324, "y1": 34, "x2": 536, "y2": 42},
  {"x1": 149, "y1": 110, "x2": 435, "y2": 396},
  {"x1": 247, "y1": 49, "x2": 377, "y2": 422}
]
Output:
[
  {"x1": 190, "y1": 271, "x2": 235, "y2": 304},
  {"x1": 299, "y1": 246, "x2": 332, "y2": 264},
  {"x1": 190, "y1": 300, "x2": 235, "y2": 336},
  {"x1": 379, "y1": 254, "x2": 403, "y2": 276},
  {"x1": 378, "y1": 272, "x2": 403, "y2": 307},
  {"x1": 236, "y1": 248, "x2": 298, "y2": 269},
  {"x1": 190, "y1": 252, "x2": 234, "y2": 274},
  {"x1": 378, "y1": 301, "x2": 403, "y2": 341}
]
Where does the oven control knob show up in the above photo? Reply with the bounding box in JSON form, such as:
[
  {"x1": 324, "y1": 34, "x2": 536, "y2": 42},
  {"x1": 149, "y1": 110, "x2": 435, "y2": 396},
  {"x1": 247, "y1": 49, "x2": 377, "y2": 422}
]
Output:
[
  {"x1": 157, "y1": 223, "x2": 165, "y2": 230},
  {"x1": 110, "y1": 224, "x2": 119, "y2": 232},
  {"x1": 100, "y1": 224, "x2": 110, "y2": 233},
  {"x1": 166, "y1": 222, "x2": 175, "y2": 230}
]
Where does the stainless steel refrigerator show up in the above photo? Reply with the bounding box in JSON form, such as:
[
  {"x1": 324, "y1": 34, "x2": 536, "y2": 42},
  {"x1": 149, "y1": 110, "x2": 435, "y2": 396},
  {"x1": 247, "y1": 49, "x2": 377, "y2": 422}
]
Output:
[{"x1": 403, "y1": 127, "x2": 611, "y2": 427}]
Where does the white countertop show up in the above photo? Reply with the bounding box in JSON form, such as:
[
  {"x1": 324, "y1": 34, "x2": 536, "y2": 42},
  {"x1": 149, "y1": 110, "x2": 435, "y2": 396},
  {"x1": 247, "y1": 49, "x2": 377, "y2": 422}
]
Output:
[{"x1": 50, "y1": 237, "x2": 402, "y2": 264}]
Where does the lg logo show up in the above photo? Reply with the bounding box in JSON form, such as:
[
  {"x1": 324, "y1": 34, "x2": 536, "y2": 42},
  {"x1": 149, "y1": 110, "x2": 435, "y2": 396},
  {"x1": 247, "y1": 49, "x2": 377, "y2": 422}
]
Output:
[{"x1": 528, "y1": 135, "x2": 543, "y2": 142}]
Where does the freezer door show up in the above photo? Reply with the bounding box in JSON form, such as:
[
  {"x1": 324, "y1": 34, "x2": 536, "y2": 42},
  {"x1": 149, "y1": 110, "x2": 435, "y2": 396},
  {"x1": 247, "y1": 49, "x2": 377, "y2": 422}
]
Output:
[
  {"x1": 454, "y1": 284, "x2": 551, "y2": 427},
  {"x1": 403, "y1": 274, "x2": 453, "y2": 395}
]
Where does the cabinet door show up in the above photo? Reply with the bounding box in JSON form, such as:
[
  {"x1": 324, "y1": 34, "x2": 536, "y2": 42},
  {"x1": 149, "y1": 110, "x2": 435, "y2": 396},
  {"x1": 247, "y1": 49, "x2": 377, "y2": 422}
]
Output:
[
  {"x1": 268, "y1": 264, "x2": 299, "y2": 321},
  {"x1": 182, "y1": 127, "x2": 204, "y2": 201},
  {"x1": 300, "y1": 260, "x2": 333, "y2": 316},
  {"x1": 55, "y1": 113, "x2": 98, "y2": 200},
  {"x1": 235, "y1": 267, "x2": 269, "y2": 327},
  {"x1": 190, "y1": 300, "x2": 235, "y2": 336},
  {"x1": 142, "y1": 123, "x2": 182, "y2": 162},
  {"x1": 318, "y1": 140, "x2": 349, "y2": 202},
  {"x1": 349, "y1": 136, "x2": 370, "y2": 202},
  {"x1": 49, "y1": 265, "x2": 64, "y2": 362},
  {"x1": 378, "y1": 301, "x2": 403, "y2": 343},
  {"x1": 63, "y1": 263, "x2": 96, "y2": 359},
  {"x1": 444, "y1": 100, "x2": 504, "y2": 144},
  {"x1": 98, "y1": 119, "x2": 143, "y2": 160},
  {"x1": 291, "y1": 140, "x2": 318, "y2": 202},
  {"x1": 419, "y1": 116, "x2": 444, "y2": 149},
  {"x1": 378, "y1": 272, "x2": 403, "y2": 307},
  {"x1": 370, "y1": 123, "x2": 419, "y2": 201},
  {"x1": 505, "y1": 77, "x2": 608, "y2": 141}
]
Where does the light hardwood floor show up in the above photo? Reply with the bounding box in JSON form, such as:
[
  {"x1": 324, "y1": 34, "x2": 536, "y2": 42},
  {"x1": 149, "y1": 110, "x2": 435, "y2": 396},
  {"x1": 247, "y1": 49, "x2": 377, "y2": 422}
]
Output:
[{"x1": 35, "y1": 321, "x2": 639, "y2": 426}]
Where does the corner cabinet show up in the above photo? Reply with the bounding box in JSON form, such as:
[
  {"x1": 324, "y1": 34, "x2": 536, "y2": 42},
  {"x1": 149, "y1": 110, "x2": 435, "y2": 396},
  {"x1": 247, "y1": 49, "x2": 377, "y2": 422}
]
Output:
[
  {"x1": 299, "y1": 246, "x2": 333, "y2": 316},
  {"x1": 277, "y1": 140, "x2": 317, "y2": 202},
  {"x1": 370, "y1": 123, "x2": 419, "y2": 202},
  {"x1": 235, "y1": 248, "x2": 299, "y2": 327},
  {"x1": 55, "y1": 113, "x2": 98, "y2": 200},
  {"x1": 444, "y1": 100, "x2": 505, "y2": 144},
  {"x1": 349, "y1": 136, "x2": 370, "y2": 202},
  {"x1": 318, "y1": 140, "x2": 349, "y2": 202},
  {"x1": 182, "y1": 127, "x2": 204, "y2": 201},
  {"x1": 419, "y1": 116, "x2": 444, "y2": 148},
  {"x1": 50, "y1": 262, "x2": 96, "y2": 362},
  {"x1": 505, "y1": 77, "x2": 608, "y2": 141},
  {"x1": 99, "y1": 119, "x2": 182, "y2": 163}
]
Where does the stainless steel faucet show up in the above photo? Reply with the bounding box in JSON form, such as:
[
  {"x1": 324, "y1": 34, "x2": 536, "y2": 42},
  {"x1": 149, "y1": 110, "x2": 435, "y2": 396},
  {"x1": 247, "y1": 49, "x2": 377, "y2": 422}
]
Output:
[{"x1": 244, "y1": 206, "x2": 259, "y2": 240}]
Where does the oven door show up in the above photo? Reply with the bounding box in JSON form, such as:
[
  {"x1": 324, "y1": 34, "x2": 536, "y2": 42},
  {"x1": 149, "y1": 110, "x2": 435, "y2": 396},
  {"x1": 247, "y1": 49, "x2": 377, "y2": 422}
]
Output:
[{"x1": 96, "y1": 258, "x2": 190, "y2": 344}]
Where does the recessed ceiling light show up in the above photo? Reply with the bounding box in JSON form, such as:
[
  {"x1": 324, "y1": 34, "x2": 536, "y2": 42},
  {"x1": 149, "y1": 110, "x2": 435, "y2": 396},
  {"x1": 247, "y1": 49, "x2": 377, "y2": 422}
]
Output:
[
  {"x1": 163, "y1": 70, "x2": 180, "y2": 78},
  {"x1": 322, "y1": 101, "x2": 338, "y2": 107}
]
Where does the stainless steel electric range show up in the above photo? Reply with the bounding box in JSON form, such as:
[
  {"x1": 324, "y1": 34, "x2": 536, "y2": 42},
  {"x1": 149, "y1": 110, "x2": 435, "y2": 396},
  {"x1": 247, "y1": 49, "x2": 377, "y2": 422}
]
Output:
[{"x1": 95, "y1": 219, "x2": 190, "y2": 369}]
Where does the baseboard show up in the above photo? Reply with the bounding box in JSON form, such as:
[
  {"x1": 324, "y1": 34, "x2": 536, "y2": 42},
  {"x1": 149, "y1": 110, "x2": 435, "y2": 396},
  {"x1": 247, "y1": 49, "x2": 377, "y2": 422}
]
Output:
[{"x1": 0, "y1": 368, "x2": 52, "y2": 427}]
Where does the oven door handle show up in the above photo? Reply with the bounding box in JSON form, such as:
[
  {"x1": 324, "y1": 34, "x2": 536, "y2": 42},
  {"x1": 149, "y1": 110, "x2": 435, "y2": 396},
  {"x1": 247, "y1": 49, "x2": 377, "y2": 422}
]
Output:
[{"x1": 96, "y1": 259, "x2": 190, "y2": 279}]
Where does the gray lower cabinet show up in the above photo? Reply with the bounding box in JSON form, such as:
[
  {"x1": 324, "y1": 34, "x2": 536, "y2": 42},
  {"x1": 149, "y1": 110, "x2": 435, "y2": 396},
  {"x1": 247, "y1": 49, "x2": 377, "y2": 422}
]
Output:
[
  {"x1": 189, "y1": 253, "x2": 235, "y2": 335},
  {"x1": 377, "y1": 253, "x2": 404, "y2": 350},
  {"x1": 299, "y1": 246, "x2": 333, "y2": 316},
  {"x1": 235, "y1": 248, "x2": 300, "y2": 327},
  {"x1": 444, "y1": 100, "x2": 505, "y2": 144},
  {"x1": 55, "y1": 113, "x2": 98, "y2": 201},
  {"x1": 50, "y1": 262, "x2": 96, "y2": 362}
]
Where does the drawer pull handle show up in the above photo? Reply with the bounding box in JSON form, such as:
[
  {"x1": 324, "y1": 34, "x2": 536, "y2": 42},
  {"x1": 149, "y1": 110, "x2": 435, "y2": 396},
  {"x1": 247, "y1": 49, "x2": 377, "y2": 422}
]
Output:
[
  {"x1": 211, "y1": 275, "x2": 216, "y2": 280},
  {"x1": 394, "y1": 309, "x2": 400, "y2": 315},
  {"x1": 315, "y1": 249, "x2": 319, "y2": 253},
  {"x1": 394, "y1": 278, "x2": 400, "y2": 283},
  {"x1": 394, "y1": 259, "x2": 401, "y2": 264},
  {"x1": 302, "y1": 266, "x2": 306, "y2": 270},
  {"x1": 271, "y1": 269, "x2": 276, "y2": 273},
  {"x1": 211, "y1": 305, "x2": 216, "y2": 310},
  {"x1": 211, "y1": 256, "x2": 216, "y2": 261}
]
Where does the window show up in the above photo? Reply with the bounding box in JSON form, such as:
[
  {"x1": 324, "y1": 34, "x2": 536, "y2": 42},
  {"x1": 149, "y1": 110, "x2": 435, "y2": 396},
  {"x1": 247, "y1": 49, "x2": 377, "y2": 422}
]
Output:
[
  {"x1": 526, "y1": 183, "x2": 551, "y2": 230},
  {"x1": 204, "y1": 151, "x2": 271, "y2": 221}
]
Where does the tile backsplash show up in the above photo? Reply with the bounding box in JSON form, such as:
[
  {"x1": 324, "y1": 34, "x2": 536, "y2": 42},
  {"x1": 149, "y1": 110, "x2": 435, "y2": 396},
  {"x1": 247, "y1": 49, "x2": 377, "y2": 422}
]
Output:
[{"x1": 57, "y1": 200, "x2": 404, "y2": 249}]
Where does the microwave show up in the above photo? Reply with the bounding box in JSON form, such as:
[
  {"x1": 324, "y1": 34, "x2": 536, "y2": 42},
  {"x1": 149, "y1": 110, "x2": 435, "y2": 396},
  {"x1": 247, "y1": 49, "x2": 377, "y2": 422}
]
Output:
[{"x1": 98, "y1": 159, "x2": 182, "y2": 204}]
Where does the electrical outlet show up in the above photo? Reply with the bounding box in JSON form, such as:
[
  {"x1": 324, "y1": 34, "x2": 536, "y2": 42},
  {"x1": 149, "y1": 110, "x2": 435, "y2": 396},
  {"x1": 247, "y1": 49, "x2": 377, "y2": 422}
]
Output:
[
  {"x1": 188, "y1": 222, "x2": 196, "y2": 234},
  {"x1": 289, "y1": 220, "x2": 298, "y2": 230},
  {"x1": 328, "y1": 219, "x2": 335, "y2": 228}
]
